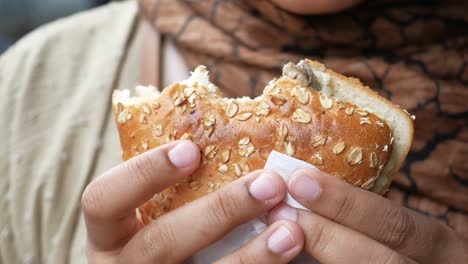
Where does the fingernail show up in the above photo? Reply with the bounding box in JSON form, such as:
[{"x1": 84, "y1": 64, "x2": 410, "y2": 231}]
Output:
[
  {"x1": 168, "y1": 141, "x2": 199, "y2": 168},
  {"x1": 268, "y1": 226, "x2": 296, "y2": 254},
  {"x1": 289, "y1": 171, "x2": 321, "y2": 200},
  {"x1": 271, "y1": 204, "x2": 297, "y2": 222},
  {"x1": 249, "y1": 173, "x2": 279, "y2": 201}
]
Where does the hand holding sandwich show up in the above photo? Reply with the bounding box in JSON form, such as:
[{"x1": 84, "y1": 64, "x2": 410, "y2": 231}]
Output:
[
  {"x1": 82, "y1": 141, "x2": 468, "y2": 263},
  {"x1": 269, "y1": 168, "x2": 468, "y2": 264},
  {"x1": 81, "y1": 140, "x2": 304, "y2": 263}
]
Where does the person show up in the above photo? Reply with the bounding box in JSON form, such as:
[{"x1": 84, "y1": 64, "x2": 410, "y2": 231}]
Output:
[{"x1": 0, "y1": 0, "x2": 467, "y2": 263}]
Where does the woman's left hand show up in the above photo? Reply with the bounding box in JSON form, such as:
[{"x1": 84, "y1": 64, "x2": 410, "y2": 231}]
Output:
[{"x1": 268, "y1": 168, "x2": 468, "y2": 263}]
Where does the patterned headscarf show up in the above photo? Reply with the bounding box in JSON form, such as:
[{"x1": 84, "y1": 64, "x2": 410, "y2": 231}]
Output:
[{"x1": 139, "y1": 0, "x2": 468, "y2": 235}]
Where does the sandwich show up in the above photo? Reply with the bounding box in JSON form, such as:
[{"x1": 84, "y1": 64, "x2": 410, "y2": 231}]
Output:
[{"x1": 112, "y1": 59, "x2": 414, "y2": 224}]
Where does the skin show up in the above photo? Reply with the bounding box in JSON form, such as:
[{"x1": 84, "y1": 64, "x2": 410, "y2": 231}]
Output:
[
  {"x1": 271, "y1": 0, "x2": 362, "y2": 15},
  {"x1": 269, "y1": 168, "x2": 468, "y2": 263}
]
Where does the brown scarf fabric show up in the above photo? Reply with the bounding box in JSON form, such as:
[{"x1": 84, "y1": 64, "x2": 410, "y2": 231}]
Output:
[{"x1": 139, "y1": 0, "x2": 468, "y2": 236}]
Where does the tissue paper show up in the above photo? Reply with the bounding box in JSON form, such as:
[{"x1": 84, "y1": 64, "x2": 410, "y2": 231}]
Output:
[
  {"x1": 264, "y1": 151, "x2": 318, "y2": 210},
  {"x1": 187, "y1": 151, "x2": 318, "y2": 263}
]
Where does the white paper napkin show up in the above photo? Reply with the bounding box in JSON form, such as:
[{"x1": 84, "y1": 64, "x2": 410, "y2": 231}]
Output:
[
  {"x1": 187, "y1": 151, "x2": 318, "y2": 263},
  {"x1": 264, "y1": 151, "x2": 318, "y2": 210}
]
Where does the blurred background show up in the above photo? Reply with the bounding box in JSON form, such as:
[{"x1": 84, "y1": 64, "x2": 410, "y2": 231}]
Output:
[{"x1": 0, "y1": 0, "x2": 112, "y2": 54}]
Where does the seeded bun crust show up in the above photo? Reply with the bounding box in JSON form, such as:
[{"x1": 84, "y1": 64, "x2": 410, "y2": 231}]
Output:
[{"x1": 112, "y1": 59, "x2": 414, "y2": 224}]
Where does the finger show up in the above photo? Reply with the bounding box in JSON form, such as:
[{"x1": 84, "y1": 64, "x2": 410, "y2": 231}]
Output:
[
  {"x1": 120, "y1": 170, "x2": 288, "y2": 263},
  {"x1": 269, "y1": 204, "x2": 417, "y2": 264},
  {"x1": 215, "y1": 220, "x2": 304, "y2": 264},
  {"x1": 81, "y1": 140, "x2": 200, "y2": 250},
  {"x1": 286, "y1": 168, "x2": 446, "y2": 263}
]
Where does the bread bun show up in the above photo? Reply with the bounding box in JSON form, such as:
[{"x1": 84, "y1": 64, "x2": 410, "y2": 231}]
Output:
[{"x1": 112, "y1": 59, "x2": 414, "y2": 224}]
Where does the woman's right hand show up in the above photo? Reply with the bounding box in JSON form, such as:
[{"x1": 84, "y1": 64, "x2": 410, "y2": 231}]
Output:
[{"x1": 81, "y1": 140, "x2": 304, "y2": 263}]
